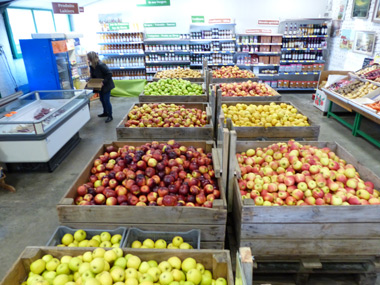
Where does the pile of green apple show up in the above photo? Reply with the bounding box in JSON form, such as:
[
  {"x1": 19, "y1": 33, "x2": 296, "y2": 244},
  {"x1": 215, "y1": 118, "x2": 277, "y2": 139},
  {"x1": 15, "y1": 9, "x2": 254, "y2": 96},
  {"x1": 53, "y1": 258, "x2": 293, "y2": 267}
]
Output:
[
  {"x1": 125, "y1": 103, "x2": 208, "y2": 128},
  {"x1": 24, "y1": 248, "x2": 228, "y2": 285},
  {"x1": 57, "y1": 229, "x2": 122, "y2": 248},
  {"x1": 237, "y1": 140, "x2": 380, "y2": 206},
  {"x1": 144, "y1": 79, "x2": 203, "y2": 96},
  {"x1": 131, "y1": 235, "x2": 193, "y2": 250}
]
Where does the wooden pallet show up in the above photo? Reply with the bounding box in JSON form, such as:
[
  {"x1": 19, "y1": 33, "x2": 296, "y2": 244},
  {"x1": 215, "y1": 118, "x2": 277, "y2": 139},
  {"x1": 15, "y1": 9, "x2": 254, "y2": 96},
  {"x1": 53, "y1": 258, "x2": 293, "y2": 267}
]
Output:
[
  {"x1": 236, "y1": 247, "x2": 380, "y2": 285},
  {"x1": 228, "y1": 141, "x2": 380, "y2": 256},
  {"x1": 56, "y1": 140, "x2": 227, "y2": 249},
  {"x1": 116, "y1": 103, "x2": 214, "y2": 141},
  {"x1": 0, "y1": 247, "x2": 234, "y2": 285}
]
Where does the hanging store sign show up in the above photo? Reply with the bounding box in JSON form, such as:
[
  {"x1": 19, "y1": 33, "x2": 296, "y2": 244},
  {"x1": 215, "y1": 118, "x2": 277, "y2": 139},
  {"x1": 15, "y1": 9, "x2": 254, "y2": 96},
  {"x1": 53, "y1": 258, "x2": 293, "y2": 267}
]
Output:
[
  {"x1": 145, "y1": 34, "x2": 181, "y2": 39},
  {"x1": 137, "y1": 0, "x2": 170, "y2": 7},
  {"x1": 52, "y1": 2, "x2": 79, "y2": 14},
  {"x1": 258, "y1": 20, "x2": 280, "y2": 26},
  {"x1": 144, "y1": 22, "x2": 176, "y2": 28},
  {"x1": 192, "y1": 16, "x2": 205, "y2": 23},
  {"x1": 79, "y1": 7, "x2": 84, "y2": 13},
  {"x1": 108, "y1": 23, "x2": 130, "y2": 31},
  {"x1": 209, "y1": 18, "x2": 231, "y2": 24},
  {"x1": 245, "y1": 29, "x2": 272, "y2": 34}
]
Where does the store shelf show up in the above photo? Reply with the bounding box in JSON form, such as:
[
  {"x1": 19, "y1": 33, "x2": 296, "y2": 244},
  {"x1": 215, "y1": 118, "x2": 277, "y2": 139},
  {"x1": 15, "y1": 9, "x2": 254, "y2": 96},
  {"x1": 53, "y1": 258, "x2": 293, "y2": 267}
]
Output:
[
  {"x1": 208, "y1": 63, "x2": 235, "y2": 66},
  {"x1": 237, "y1": 43, "x2": 283, "y2": 46},
  {"x1": 145, "y1": 61, "x2": 190, "y2": 64},
  {"x1": 281, "y1": 48, "x2": 326, "y2": 51},
  {"x1": 190, "y1": 51, "x2": 235, "y2": 54},
  {"x1": 280, "y1": 60, "x2": 325, "y2": 63},
  {"x1": 97, "y1": 31, "x2": 142, "y2": 34},
  {"x1": 99, "y1": 53, "x2": 145, "y2": 56},
  {"x1": 109, "y1": 66, "x2": 146, "y2": 70},
  {"x1": 257, "y1": 74, "x2": 279, "y2": 77},
  {"x1": 279, "y1": 71, "x2": 321, "y2": 75},
  {"x1": 236, "y1": 52, "x2": 281, "y2": 55},
  {"x1": 190, "y1": 38, "x2": 236, "y2": 42},
  {"x1": 144, "y1": 39, "x2": 189, "y2": 43},
  {"x1": 237, "y1": 64, "x2": 280, "y2": 67},
  {"x1": 190, "y1": 23, "x2": 236, "y2": 28},
  {"x1": 276, "y1": 88, "x2": 317, "y2": 91},
  {"x1": 145, "y1": 50, "x2": 190, "y2": 54},
  {"x1": 283, "y1": 35, "x2": 329, "y2": 38},
  {"x1": 98, "y1": 42, "x2": 144, "y2": 45}
]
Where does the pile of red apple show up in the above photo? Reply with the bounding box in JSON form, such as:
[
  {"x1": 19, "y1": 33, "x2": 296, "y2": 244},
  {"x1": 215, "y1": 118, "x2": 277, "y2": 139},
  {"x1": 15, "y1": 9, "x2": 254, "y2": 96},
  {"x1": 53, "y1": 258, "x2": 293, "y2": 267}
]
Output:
[
  {"x1": 220, "y1": 81, "x2": 276, "y2": 97},
  {"x1": 125, "y1": 103, "x2": 208, "y2": 128},
  {"x1": 237, "y1": 140, "x2": 380, "y2": 206},
  {"x1": 75, "y1": 140, "x2": 220, "y2": 207},
  {"x1": 212, "y1": 66, "x2": 255, "y2": 78}
]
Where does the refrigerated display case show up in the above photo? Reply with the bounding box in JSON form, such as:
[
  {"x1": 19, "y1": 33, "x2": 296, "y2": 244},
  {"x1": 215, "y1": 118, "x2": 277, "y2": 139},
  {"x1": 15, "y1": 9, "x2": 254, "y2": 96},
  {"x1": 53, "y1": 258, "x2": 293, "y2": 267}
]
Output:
[{"x1": 0, "y1": 89, "x2": 92, "y2": 171}]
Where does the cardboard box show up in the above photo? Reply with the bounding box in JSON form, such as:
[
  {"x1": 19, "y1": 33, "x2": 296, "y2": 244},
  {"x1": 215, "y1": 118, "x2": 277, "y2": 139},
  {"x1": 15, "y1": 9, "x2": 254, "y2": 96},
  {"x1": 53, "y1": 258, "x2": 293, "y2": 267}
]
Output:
[
  {"x1": 260, "y1": 36, "x2": 271, "y2": 43},
  {"x1": 85, "y1": 78, "x2": 103, "y2": 92},
  {"x1": 270, "y1": 56, "x2": 280, "y2": 65},
  {"x1": 270, "y1": 45, "x2": 281, "y2": 52},
  {"x1": 258, "y1": 56, "x2": 269, "y2": 64},
  {"x1": 259, "y1": 46, "x2": 270, "y2": 52},
  {"x1": 271, "y1": 36, "x2": 282, "y2": 43}
]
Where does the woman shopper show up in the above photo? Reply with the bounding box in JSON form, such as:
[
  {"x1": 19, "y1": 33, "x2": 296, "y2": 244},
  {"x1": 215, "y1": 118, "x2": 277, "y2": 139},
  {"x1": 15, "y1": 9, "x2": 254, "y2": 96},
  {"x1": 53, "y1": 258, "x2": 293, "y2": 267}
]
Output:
[{"x1": 87, "y1": 51, "x2": 115, "y2": 123}]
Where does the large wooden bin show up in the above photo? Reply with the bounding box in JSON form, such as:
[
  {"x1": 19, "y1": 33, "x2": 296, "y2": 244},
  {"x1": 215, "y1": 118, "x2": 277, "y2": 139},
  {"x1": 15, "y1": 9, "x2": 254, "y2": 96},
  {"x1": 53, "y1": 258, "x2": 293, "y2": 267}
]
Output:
[
  {"x1": 229, "y1": 140, "x2": 380, "y2": 256},
  {"x1": 116, "y1": 103, "x2": 214, "y2": 141},
  {"x1": 57, "y1": 141, "x2": 227, "y2": 249},
  {"x1": 1, "y1": 247, "x2": 234, "y2": 285}
]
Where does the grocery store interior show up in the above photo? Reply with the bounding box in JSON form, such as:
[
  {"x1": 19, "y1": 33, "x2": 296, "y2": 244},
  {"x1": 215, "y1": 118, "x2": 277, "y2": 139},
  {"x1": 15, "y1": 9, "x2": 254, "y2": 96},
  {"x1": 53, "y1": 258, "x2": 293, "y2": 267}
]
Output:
[{"x1": 1, "y1": 0, "x2": 380, "y2": 284}]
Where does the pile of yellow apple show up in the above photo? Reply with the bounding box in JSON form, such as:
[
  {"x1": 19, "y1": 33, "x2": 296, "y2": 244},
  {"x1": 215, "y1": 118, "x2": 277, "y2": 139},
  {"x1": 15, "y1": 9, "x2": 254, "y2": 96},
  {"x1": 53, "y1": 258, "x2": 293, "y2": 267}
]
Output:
[
  {"x1": 221, "y1": 102, "x2": 310, "y2": 127},
  {"x1": 131, "y1": 236, "x2": 193, "y2": 250},
  {"x1": 23, "y1": 248, "x2": 228, "y2": 285},
  {"x1": 57, "y1": 229, "x2": 122, "y2": 248}
]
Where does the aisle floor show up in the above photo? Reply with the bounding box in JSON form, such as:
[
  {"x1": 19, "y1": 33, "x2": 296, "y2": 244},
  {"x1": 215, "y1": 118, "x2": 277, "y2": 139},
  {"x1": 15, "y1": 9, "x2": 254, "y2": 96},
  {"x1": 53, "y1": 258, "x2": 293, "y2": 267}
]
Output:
[{"x1": 0, "y1": 93, "x2": 380, "y2": 284}]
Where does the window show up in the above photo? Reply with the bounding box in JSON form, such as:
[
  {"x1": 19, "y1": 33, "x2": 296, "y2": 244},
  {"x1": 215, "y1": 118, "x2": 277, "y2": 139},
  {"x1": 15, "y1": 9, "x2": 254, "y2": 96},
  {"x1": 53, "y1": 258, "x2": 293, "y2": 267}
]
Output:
[{"x1": 4, "y1": 7, "x2": 71, "y2": 58}]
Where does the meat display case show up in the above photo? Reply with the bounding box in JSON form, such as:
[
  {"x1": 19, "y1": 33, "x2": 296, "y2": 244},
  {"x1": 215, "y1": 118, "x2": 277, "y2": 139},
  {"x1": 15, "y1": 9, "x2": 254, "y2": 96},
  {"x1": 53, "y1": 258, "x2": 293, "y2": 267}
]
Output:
[{"x1": 0, "y1": 89, "x2": 92, "y2": 171}]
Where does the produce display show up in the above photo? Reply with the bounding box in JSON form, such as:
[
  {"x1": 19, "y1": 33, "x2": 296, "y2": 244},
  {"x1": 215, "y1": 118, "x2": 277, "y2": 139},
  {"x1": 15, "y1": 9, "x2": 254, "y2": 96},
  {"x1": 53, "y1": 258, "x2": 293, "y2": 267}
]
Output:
[
  {"x1": 355, "y1": 64, "x2": 380, "y2": 82},
  {"x1": 34, "y1": 108, "x2": 52, "y2": 120},
  {"x1": 155, "y1": 68, "x2": 202, "y2": 79},
  {"x1": 76, "y1": 140, "x2": 220, "y2": 207},
  {"x1": 56, "y1": 229, "x2": 122, "y2": 248},
  {"x1": 23, "y1": 248, "x2": 228, "y2": 285},
  {"x1": 331, "y1": 81, "x2": 379, "y2": 99},
  {"x1": 125, "y1": 103, "x2": 208, "y2": 128},
  {"x1": 131, "y1": 236, "x2": 193, "y2": 249},
  {"x1": 366, "y1": 101, "x2": 380, "y2": 113},
  {"x1": 143, "y1": 79, "x2": 203, "y2": 96},
  {"x1": 212, "y1": 66, "x2": 255, "y2": 78},
  {"x1": 236, "y1": 140, "x2": 380, "y2": 206},
  {"x1": 220, "y1": 81, "x2": 277, "y2": 97},
  {"x1": 221, "y1": 102, "x2": 310, "y2": 127}
]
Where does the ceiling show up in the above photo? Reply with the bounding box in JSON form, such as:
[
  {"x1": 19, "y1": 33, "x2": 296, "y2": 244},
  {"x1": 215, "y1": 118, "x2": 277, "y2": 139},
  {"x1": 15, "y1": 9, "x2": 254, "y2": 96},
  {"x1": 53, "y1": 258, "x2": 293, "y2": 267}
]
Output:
[{"x1": 3, "y1": 0, "x2": 103, "y2": 9}]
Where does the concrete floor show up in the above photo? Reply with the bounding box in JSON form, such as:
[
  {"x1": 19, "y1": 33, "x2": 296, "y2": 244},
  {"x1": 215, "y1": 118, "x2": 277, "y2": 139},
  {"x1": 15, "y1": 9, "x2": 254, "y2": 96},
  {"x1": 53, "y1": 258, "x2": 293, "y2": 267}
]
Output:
[{"x1": 0, "y1": 93, "x2": 380, "y2": 283}]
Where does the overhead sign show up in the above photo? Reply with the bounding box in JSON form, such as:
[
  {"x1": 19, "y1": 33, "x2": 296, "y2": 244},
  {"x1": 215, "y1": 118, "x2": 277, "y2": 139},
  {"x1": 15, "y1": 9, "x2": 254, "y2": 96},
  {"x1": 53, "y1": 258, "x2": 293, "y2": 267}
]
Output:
[
  {"x1": 146, "y1": 34, "x2": 181, "y2": 39},
  {"x1": 137, "y1": 0, "x2": 170, "y2": 7},
  {"x1": 52, "y1": 2, "x2": 79, "y2": 14},
  {"x1": 258, "y1": 20, "x2": 280, "y2": 26},
  {"x1": 192, "y1": 16, "x2": 205, "y2": 23},
  {"x1": 108, "y1": 23, "x2": 130, "y2": 31},
  {"x1": 144, "y1": 22, "x2": 176, "y2": 28},
  {"x1": 245, "y1": 29, "x2": 272, "y2": 34},
  {"x1": 79, "y1": 7, "x2": 84, "y2": 13},
  {"x1": 209, "y1": 18, "x2": 231, "y2": 24}
]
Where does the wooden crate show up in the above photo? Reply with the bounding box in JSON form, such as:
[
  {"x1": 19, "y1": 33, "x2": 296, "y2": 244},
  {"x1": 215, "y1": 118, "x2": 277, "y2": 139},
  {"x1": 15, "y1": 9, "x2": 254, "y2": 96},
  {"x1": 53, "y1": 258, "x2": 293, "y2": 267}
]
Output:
[
  {"x1": 1, "y1": 247, "x2": 234, "y2": 285},
  {"x1": 220, "y1": 101, "x2": 320, "y2": 141},
  {"x1": 212, "y1": 77, "x2": 259, "y2": 84},
  {"x1": 229, "y1": 140, "x2": 380, "y2": 256},
  {"x1": 116, "y1": 103, "x2": 214, "y2": 141},
  {"x1": 57, "y1": 141, "x2": 227, "y2": 249},
  {"x1": 236, "y1": 247, "x2": 380, "y2": 285}
]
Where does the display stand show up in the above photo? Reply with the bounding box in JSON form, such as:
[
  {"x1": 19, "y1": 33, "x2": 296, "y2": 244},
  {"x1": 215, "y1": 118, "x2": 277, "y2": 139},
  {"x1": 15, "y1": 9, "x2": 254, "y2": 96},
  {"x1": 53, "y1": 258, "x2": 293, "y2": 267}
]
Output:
[{"x1": 0, "y1": 168, "x2": 16, "y2": 192}]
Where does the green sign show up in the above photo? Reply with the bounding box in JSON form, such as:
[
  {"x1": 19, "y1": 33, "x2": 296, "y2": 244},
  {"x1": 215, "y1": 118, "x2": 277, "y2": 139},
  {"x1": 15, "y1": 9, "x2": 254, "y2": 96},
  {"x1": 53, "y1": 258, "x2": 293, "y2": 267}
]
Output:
[
  {"x1": 144, "y1": 22, "x2": 176, "y2": 28},
  {"x1": 145, "y1": 34, "x2": 181, "y2": 39},
  {"x1": 108, "y1": 22, "x2": 129, "y2": 31},
  {"x1": 137, "y1": 0, "x2": 170, "y2": 6},
  {"x1": 191, "y1": 16, "x2": 205, "y2": 23}
]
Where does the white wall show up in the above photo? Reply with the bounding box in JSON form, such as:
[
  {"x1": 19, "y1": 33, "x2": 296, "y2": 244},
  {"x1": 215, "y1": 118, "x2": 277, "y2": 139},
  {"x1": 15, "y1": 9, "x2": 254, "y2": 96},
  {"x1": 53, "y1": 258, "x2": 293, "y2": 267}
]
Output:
[{"x1": 328, "y1": 0, "x2": 380, "y2": 71}]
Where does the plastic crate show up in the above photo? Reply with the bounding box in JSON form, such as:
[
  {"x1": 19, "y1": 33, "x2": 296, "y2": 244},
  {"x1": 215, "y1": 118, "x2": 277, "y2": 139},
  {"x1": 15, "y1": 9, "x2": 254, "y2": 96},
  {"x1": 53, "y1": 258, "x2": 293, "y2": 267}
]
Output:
[
  {"x1": 46, "y1": 226, "x2": 128, "y2": 247},
  {"x1": 122, "y1": 228, "x2": 201, "y2": 249}
]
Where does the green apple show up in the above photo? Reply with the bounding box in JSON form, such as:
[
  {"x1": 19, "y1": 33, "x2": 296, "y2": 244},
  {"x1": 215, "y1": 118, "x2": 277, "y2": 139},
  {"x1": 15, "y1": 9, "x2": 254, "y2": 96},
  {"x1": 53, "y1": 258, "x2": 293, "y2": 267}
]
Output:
[
  {"x1": 104, "y1": 249, "x2": 117, "y2": 263},
  {"x1": 81, "y1": 270, "x2": 95, "y2": 280},
  {"x1": 147, "y1": 267, "x2": 161, "y2": 282},
  {"x1": 167, "y1": 243, "x2": 179, "y2": 249},
  {"x1": 155, "y1": 239, "x2": 167, "y2": 249},
  {"x1": 61, "y1": 233, "x2": 74, "y2": 246},
  {"x1": 42, "y1": 254, "x2": 54, "y2": 263},
  {"x1": 137, "y1": 261, "x2": 149, "y2": 274},
  {"x1": 42, "y1": 270, "x2": 57, "y2": 283},
  {"x1": 83, "y1": 277, "x2": 101, "y2": 285},
  {"x1": 92, "y1": 248, "x2": 106, "y2": 258},
  {"x1": 168, "y1": 256, "x2": 181, "y2": 270},
  {"x1": 110, "y1": 266, "x2": 125, "y2": 282},
  {"x1": 147, "y1": 260, "x2": 158, "y2": 268},
  {"x1": 126, "y1": 255, "x2": 141, "y2": 270},
  {"x1": 179, "y1": 243, "x2": 191, "y2": 250},
  {"x1": 196, "y1": 263, "x2": 205, "y2": 274},
  {"x1": 139, "y1": 282, "x2": 154, "y2": 285},
  {"x1": 53, "y1": 274, "x2": 70, "y2": 285},
  {"x1": 69, "y1": 257, "x2": 83, "y2": 272},
  {"x1": 56, "y1": 263, "x2": 70, "y2": 275},
  {"x1": 131, "y1": 241, "x2": 142, "y2": 248},
  {"x1": 68, "y1": 242, "x2": 78, "y2": 247},
  {"x1": 100, "y1": 241, "x2": 112, "y2": 248},
  {"x1": 33, "y1": 280, "x2": 49, "y2": 285},
  {"x1": 27, "y1": 274, "x2": 43, "y2": 285},
  {"x1": 172, "y1": 236, "x2": 183, "y2": 247},
  {"x1": 114, "y1": 257, "x2": 127, "y2": 269},
  {"x1": 87, "y1": 239, "x2": 100, "y2": 247},
  {"x1": 125, "y1": 268, "x2": 138, "y2": 279},
  {"x1": 90, "y1": 257, "x2": 105, "y2": 274},
  {"x1": 73, "y1": 271, "x2": 80, "y2": 281},
  {"x1": 125, "y1": 253, "x2": 133, "y2": 262},
  {"x1": 66, "y1": 282, "x2": 76, "y2": 285},
  {"x1": 97, "y1": 271, "x2": 113, "y2": 285},
  {"x1": 203, "y1": 270, "x2": 212, "y2": 279},
  {"x1": 158, "y1": 261, "x2": 172, "y2": 272},
  {"x1": 183, "y1": 282, "x2": 195, "y2": 285},
  {"x1": 111, "y1": 234, "x2": 122, "y2": 244},
  {"x1": 60, "y1": 255, "x2": 72, "y2": 264},
  {"x1": 112, "y1": 243, "x2": 120, "y2": 248},
  {"x1": 112, "y1": 247, "x2": 123, "y2": 258},
  {"x1": 74, "y1": 230, "x2": 87, "y2": 242},
  {"x1": 142, "y1": 238, "x2": 155, "y2": 248},
  {"x1": 200, "y1": 274, "x2": 212, "y2": 285},
  {"x1": 139, "y1": 273, "x2": 154, "y2": 283},
  {"x1": 114, "y1": 282, "x2": 125, "y2": 285},
  {"x1": 46, "y1": 258, "x2": 60, "y2": 271},
  {"x1": 92, "y1": 235, "x2": 101, "y2": 243},
  {"x1": 169, "y1": 282, "x2": 180, "y2": 285},
  {"x1": 78, "y1": 262, "x2": 91, "y2": 275},
  {"x1": 172, "y1": 269, "x2": 186, "y2": 282},
  {"x1": 83, "y1": 252, "x2": 93, "y2": 263},
  {"x1": 215, "y1": 278, "x2": 227, "y2": 285},
  {"x1": 100, "y1": 232, "x2": 111, "y2": 242},
  {"x1": 30, "y1": 259, "x2": 46, "y2": 275},
  {"x1": 125, "y1": 277, "x2": 139, "y2": 285},
  {"x1": 187, "y1": 269, "x2": 202, "y2": 285},
  {"x1": 78, "y1": 240, "x2": 89, "y2": 247},
  {"x1": 182, "y1": 258, "x2": 197, "y2": 272},
  {"x1": 159, "y1": 271, "x2": 174, "y2": 285}
]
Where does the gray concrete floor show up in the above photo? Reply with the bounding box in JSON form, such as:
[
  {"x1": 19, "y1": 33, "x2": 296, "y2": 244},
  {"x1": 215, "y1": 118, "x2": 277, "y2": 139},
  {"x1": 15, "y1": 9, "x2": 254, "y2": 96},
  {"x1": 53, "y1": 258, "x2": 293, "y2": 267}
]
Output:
[{"x1": 0, "y1": 93, "x2": 380, "y2": 283}]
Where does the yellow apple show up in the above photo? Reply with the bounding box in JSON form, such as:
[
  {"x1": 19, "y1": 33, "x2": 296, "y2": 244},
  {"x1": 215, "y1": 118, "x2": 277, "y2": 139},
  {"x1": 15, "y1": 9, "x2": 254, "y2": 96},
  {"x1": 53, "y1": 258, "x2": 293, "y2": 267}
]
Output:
[
  {"x1": 158, "y1": 261, "x2": 172, "y2": 272},
  {"x1": 131, "y1": 241, "x2": 142, "y2": 248},
  {"x1": 56, "y1": 263, "x2": 70, "y2": 275},
  {"x1": 87, "y1": 239, "x2": 99, "y2": 248},
  {"x1": 92, "y1": 248, "x2": 106, "y2": 258},
  {"x1": 74, "y1": 230, "x2": 87, "y2": 242},
  {"x1": 112, "y1": 247, "x2": 123, "y2": 258},
  {"x1": 138, "y1": 261, "x2": 151, "y2": 273},
  {"x1": 90, "y1": 258, "x2": 105, "y2": 274},
  {"x1": 104, "y1": 250, "x2": 117, "y2": 264},
  {"x1": 53, "y1": 274, "x2": 70, "y2": 285},
  {"x1": 125, "y1": 277, "x2": 139, "y2": 285},
  {"x1": 187, "y1": 269, "x2": 202, "y2": 285},
  {"x1": 100, "y1": 232, "x2": 111, "y2": 242},
  {"x1": 172, "y1": 236, "x2": 183, "y2": 247},
  {"x1": 110, "y1": 266, "x2": 125, "y2": 282},
  {"x1": 42, "y1": 254, "x2": 53, "y2": 263},
  {"x1": 46, "y1": 258, "x2": 60, "y2": 271},
  {"x1": 182, "y1": 258, "x2": 196, "y2": 272},
  {"x1": 30, "y1": 259, "x2": 46, "y2": 275},
  {"x1": 82, "y1": 252, "x2": 93, "y2": 263},
  {"x1": 159, "y1": 271, "x2": 174, "y2": 285},
  {"x1": 69, "y1": 257, "x2": 83, "y2": 272},
  {"x1": 125, "y1": 268, "x2": 138, "y2": 279},
  {"x1": 168, "y1": 257, "x2": 181, "y2": 270},
  {"x1": 147, "y1": 267, "x2": 161, "y2": 282},
  {"x1": 142, "y1": 238, "x2": 155, "y2": 248},
  {"x1": 60, "y1": 255, "x2": 72, "y2": 264},
  {"x1": 154, "y1": 239, "x2": 167, "y2": 249},
  {"x1": 126, "y1": 255, "x2": 141, "y2": 270},
  {"x1": 100, "y1": 241, "x2": 112, "y2": 248},
  {"x1": 111, "y1": 234, "x2": 122, "y2": 244},
  {"x1": 61, "y1": 233, "x2": 74, "y2": 245},
  {"x1": 179, "y1": 243, "x2": 191, "y2": 250}
]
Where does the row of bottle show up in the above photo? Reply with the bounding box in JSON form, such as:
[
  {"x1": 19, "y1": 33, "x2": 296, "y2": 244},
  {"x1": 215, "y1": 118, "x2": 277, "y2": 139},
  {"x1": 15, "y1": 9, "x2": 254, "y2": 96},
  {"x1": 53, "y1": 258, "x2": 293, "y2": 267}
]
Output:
[
  {"x1": 191, "y1": 29, "x2": 234, "y2": 40},
  {"x1": 236, "y1": 55, "x2": 260, "y2": 65},
  {"x1": 237, "y1": 45, "x2": 280, "y2": 53},
  {"x1": 284, "y1": 23, "x2": 328, "y2": 36},
  {"x1": 102, "y1": 57, "x2": 145, "y2": 67},
  {"x1": 146, "y1": 65, "x2": 190, "y2": 72},
  {"x1": 145, "y1": 55, "x2": 190, "y2": 62},
  {"x1": 113, "y1": 71, "x2": 146, "y2": 80},
  {"x1": 189, "y1": 42, "x2": 235, "y2": 52},
  {"x1": 281, "y1": 51, "x2": 324, "y2": 61},
  {"x1": 190, "y1": 54, "x2": 234, "y2": 65},
  {"x1": 98, "y1": 33, "x2": 144, "y2": 43},
  {"x1": 145, "y1": 44, "x2": 189, "y2": 52},
  {"x1": 282, "y1": 38, "x2": 327, "y2": 49},
  {"x1": 99, "y1": 44, "x2": 144, "y2": 54}
]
